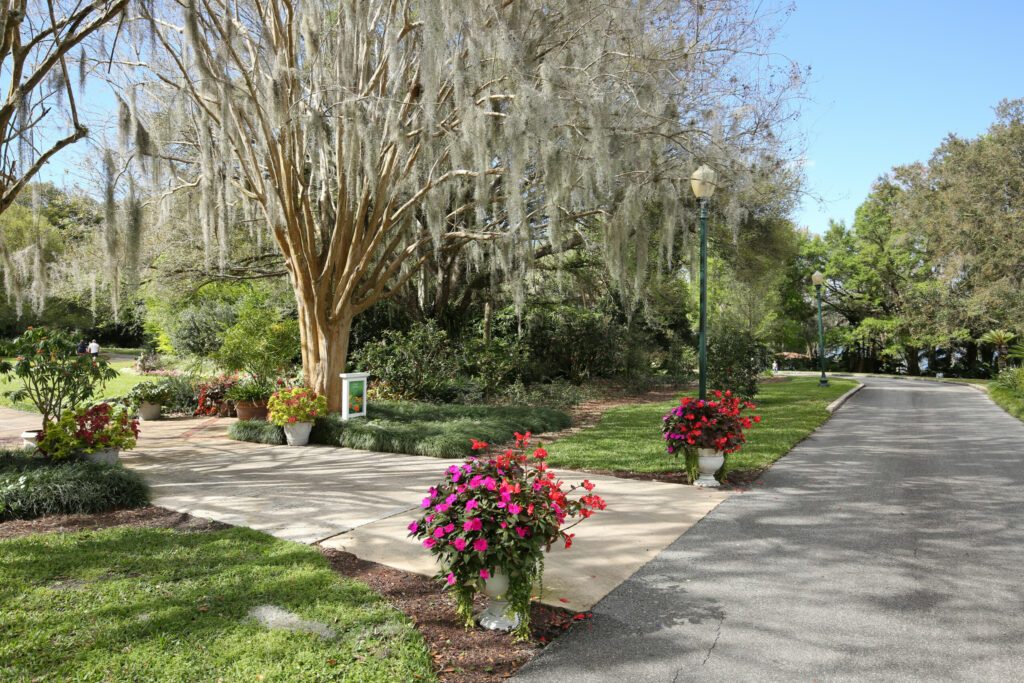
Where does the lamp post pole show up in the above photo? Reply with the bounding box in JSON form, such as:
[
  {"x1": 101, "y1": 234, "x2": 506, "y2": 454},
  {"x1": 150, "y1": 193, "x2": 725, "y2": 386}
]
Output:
[
  {"x1": 698, "y1": 198, "x2": 709, "y2": 400},
  {"x1": 815, "y1": 281, "x2": 829, "y2": 387}
]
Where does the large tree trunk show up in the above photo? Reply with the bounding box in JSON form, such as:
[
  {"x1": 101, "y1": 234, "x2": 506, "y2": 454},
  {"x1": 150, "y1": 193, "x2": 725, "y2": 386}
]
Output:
[
  {"x1": 905, "y1": 346, "x2": 920, "y2": 376},
  {"x1": 296, "y1": 293, "x2": 354, "y2": 413}
]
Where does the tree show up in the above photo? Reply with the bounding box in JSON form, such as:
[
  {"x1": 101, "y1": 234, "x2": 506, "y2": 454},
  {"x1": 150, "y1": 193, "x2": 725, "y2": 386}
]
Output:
[
  {"x1": 0, "y1": 0, "x2": 126, "y2": 216},
  {"x1": 979, "y1": 329, "x2": 1017, "y2": 372},
  {"x1": 119, "y1": 0, "x2": 799, "y2": 410}
]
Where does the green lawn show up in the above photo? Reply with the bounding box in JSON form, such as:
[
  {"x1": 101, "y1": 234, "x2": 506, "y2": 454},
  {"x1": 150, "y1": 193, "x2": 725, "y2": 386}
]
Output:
[
  {"x1": 544, "y1": 377, "x2": 858, "y2": 479},
  {"x1": 990, "y1": 385, "x2": 1024, "y2": 422},
  {"x1": 0, "y1": 359, "x2": 157, "y2": 412},
  {"x1": 0, "y1": 527, "x2": 435, "y2": 682}
]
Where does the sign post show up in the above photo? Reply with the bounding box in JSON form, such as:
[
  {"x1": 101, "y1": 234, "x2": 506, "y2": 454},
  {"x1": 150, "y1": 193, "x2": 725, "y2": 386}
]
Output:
[{"x1": 339, "y1": 372, "x2": 369, "y2": 420}]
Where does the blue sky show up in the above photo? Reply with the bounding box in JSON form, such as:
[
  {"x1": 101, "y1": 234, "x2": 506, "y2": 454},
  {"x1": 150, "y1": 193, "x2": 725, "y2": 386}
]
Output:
[{"x1": 775, "y1": 0, "x2": 1024, "y2": 232}]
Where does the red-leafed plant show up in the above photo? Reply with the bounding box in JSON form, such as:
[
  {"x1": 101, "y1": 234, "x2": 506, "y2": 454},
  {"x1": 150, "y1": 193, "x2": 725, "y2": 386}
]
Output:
[
  {"x1": 37, "y1": 403, "x2": 140, "y2": 461},
  {"x1": 408, "y1": 432, "x2": 606, "y2": 639}
]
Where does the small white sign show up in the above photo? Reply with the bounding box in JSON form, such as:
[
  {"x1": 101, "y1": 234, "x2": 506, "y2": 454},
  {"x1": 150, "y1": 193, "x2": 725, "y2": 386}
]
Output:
[{"x1": 339, "y1": 372, "x2": 369, "y2": 420}]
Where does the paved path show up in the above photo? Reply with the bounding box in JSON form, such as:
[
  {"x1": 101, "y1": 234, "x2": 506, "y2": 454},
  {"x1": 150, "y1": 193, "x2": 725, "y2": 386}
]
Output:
[{"x1": 516, "y1": 377, "x2": 1024, "y2": 681}]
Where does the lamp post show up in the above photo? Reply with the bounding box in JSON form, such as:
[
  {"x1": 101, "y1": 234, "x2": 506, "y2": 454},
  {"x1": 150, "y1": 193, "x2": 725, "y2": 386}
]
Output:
[
  {"x1": 811, "y1": 270, "x2": 829, "y2": 387},
  {"x1": 690, "y1": 164, "x2": 717, "y2": 400}
]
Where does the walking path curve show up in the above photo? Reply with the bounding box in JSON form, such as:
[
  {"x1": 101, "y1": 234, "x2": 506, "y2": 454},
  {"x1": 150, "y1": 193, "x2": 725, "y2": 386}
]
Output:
[{"x1": 515, "y1": 377, "x2": 1024, "y2": 680}]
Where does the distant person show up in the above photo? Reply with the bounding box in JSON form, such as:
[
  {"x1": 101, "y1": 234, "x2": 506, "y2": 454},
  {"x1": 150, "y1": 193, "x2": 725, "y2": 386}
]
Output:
[
  {"x1": 772, "y1": 359, "x2": 779, "y2": 374},
  {"x1": 76, "y1": 339, "x2": 88, "y2": 356},
  {"x1": 87, "y1": 339, "x2": 100, "y2": 358}
]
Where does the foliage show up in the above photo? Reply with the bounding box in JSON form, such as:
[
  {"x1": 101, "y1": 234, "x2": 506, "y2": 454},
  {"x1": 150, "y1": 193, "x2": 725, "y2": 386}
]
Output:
[
  {"x1": 230, "y1": 401, "x2": 572, "y2": 458},
  {"x1": 267, "y1": 388, "x2": 328, "y2": 426},
  {"x1": 216, "y1": 296, "x2": 300, "y2": 386},
  {"x1": 194, "y1": 375, "x2": 237, "y2": 416},
  {"x1": 543, "y1": 378, "x2": 855, "y2": 476},
  {"x1": 994, "y1": 367, "x2": 1024, "y2": 395},
  {"x1": 497, "y1": 378, "x2": 587, "y2": 410},
  {"x1": 0, "y1": 451, "x2": 149, "y2": 521},
  {"x1": 1, "y1": 327, "x2": 119, "y2": 427},
  {"x1": 990, "y1": 385, "x2": 1024, "y2": 423},
  {"x1": 0, "y1": 527, "x2": 435, "y2": 680},
  {"x1": 408, "y1": 434, "x2": 605, "y2": 639},
  {"x1": 166, "y1": 300, "x2": 239, "y2": 357},
  {"x1": 662, "y1": 391, "x2": 760, "y2": 482},
  {"x1": 458, "y1": 337, "x2": 526, "y2": 400},
  {"x1": 356, "y1": 322, "x2": 460, "y2": 401},
  {"x1": 37, "y1": 403, "x2": 139, "y2": 461},
  {"x1": 225, "y1": 379, "x2": 274, "y2": 403},
  {"x1": 706, "y1": 322, "x2": 772, "y2": 399},
  {"x1": 123, "y1": 380, "x2": 172, "y2": 406},
  {"x1": 152, "y1": 375, "x2": 200, "y2": 413}
]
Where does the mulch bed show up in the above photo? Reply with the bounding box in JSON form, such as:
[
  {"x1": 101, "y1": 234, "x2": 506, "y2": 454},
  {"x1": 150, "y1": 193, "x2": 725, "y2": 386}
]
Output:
[
  {"x1": 0, "y1": 506, "x2": 585, "y2": 682},
  {"x1": 320, "y1": 548, "x2": 584, "y2": 683}
]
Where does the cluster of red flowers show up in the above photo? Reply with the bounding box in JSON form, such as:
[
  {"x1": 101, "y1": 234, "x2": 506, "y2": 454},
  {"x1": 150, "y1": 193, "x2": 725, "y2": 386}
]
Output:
[
  {"x1": 194, "y1": 376, "x2": 237, "y2": 416},
  {"x1": 73, "y1": 402, "x2": 139, "y2": 449},
  {"x1": 662, "y1": 389, "x2": 760, "y2": 455}
]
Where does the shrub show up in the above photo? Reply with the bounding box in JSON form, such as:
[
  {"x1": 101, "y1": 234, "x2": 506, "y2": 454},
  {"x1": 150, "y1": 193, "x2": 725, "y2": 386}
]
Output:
[
  {"x1": 228, "y1": 420, "x2": 284, "y2": 445},
  {"x1": 37, "y1": 403, "x2": 140, "y2": 460},
  {"x1": 216, "y1": 296, "x2": 300, "y2": 385},
  {"x1": 458, "y1": 337, "x2": 526, "y2": 400},
  {"x1": 408, "y1": 434, "x2": 605, "y2": 639},
  {"x1": 995, "y1": 367, "x2": 1024, "y2": 394},
  {"x1": 194, "y1": 375, "x2": 237, "y2": 416},
  {"x1": 355, "y1": 321, "x2": 460, "y2": 401},
  {"x1": 0, "y1": 451, "x2": 149, "y2": 521},
  {"x1": 156, "y1": 375, "x2": 200, "y2": 413},
  {"x1": 706, "y1": 324, "x2": 771, "y2": 399},
  {"x1": 123, "y1": 381, "x2": 171, "y2": 407},
  {"x1": 225, "y1": 378, "x2": 274, "y2": 403},
  {"x1": 1, "y1": 327, "x2": 119, "y2": 426},
  {"x1": 497, "y1": 378, "x2": 586, "y2": 409},
  {"x1": 166, "y1": 300, "x2": 238, "y2": 357}
]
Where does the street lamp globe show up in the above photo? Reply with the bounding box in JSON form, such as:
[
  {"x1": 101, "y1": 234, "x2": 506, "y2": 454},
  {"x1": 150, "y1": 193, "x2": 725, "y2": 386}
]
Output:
[
  {"x1": 811, "y1": 270, "x2": 825, "y2": 287},
  {"x1": 690, "y1": 165, "x2": 718, "y2": 199}
]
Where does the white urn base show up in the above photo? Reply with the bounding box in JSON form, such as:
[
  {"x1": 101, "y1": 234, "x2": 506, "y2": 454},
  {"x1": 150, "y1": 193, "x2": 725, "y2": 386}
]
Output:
[
  {"x1": 84, "y1": 448, "x2": 120, "y2": 465},
  {"x1": 478, "y1": 569, "x2": 521, "y2": 632},
  {"x1": 283, "y1": 421, "x2": 313, "y2": 446},
  {"x1": 695, "y1": 448, "x2": 724, "y2": 488}
]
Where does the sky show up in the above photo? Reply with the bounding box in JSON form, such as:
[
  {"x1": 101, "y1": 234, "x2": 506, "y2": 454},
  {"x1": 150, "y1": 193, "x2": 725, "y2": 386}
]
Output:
[{"x1": 774, "y1": 0, "x2": 1024, "y2": 233}]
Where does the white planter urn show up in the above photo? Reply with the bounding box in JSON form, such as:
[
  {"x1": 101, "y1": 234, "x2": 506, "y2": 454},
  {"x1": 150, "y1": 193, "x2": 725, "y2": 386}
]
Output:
[
  {"x1": 84, "y1": 448, "x2": 120, "y2": 465},
  {"x1": 21, "y1": 430, "x2": 42, "y2": 449},
  {"x1": 283, "y1": 421, "x2": 313, "y2": 446},
  {"x1": 695, "y1": 448, "x2": 724, "y2": 488},
  {"x1": 479, "y1": 568, "x2": 520, "y2": 631},
  {"x1": 138, "y1": 402, "x2": 161, "y2": 421}
]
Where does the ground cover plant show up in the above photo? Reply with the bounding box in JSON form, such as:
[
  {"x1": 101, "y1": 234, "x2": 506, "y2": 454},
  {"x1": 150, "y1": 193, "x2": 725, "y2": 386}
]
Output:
[
  {"x1": 230, "y1": 401, "x2": 571, "y2": 459},
  {"x1": 0, "y1": 450, "x2": 149, "y2": 521},
  {"x1": 991, "y1": 368, "x2": 1024, "y2": 421},
  {"x1": 544, "y1": 377, "x2": 856, "y2": 480},
  {"x1": 0, "y1": 526, "x2": 435, "y2": 682}
]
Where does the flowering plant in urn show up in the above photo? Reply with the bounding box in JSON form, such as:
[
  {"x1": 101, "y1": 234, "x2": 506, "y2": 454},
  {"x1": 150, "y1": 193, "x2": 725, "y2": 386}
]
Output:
[
  {"x1": 267, "y1": 387, "x2": 328, "y2": 426},
  {"x1": 409, "y1": 432, "x2": 606, "y2": 639},
  {"x1": 662, "y1": 390, "x2": 760, "y2": 483}
]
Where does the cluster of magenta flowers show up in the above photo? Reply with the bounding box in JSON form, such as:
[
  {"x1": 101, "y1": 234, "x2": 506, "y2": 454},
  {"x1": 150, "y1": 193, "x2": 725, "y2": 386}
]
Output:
[{"x1": 662, "y1": 390, "x2": 761, "y2": 455}]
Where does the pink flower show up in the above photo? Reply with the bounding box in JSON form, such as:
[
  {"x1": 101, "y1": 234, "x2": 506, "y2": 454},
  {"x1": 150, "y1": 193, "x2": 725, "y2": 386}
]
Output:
[
  {"x1": 408, "y1": 521, "x2": 419, "y2": 533},
  {"x1": 473, "y1": 538, "x2": 488, "y2": 552},
  {"x1": 446, "y1": 573, "x2": 456, "y2": 586},
  {"x1": 444, "y1": 523, "x2": 455, "y2": 534},
  {"x1": 453, "y1": 537, "x2": 467, "y2": 551},
  {"x1": 433, "y1": 527, "x2": 446, "y2": 538},
  {"x1": 466, "y1": 499, "x2": 479, "y2": 510},
  {"x1": 434, "y1": 503, "x2": 450, "y2": 513},
  {"x1": 463, "y1": 518, "x2": 482, "y2": 532},
  {"x1": 445, "y1": 493, "x2": 458, "y2": 505},
  {"x1": 480, "y1": 569, "x2": 491, "y2": 579},
  {"x1": 425, "y1": 514, "x2": 434, "y2": 523},
  {"x1": 508, "y1": 503, "x2": 522, "y2": 515},
  {"x1": 515, "y1": 526, "x2": 530, "y2": 538},
  {"x1": 423, "y1": 538, "x2": 436, "y2": 549},
  {"x1": 421, "y1": 497, "x2": 432, "y2": 508}
]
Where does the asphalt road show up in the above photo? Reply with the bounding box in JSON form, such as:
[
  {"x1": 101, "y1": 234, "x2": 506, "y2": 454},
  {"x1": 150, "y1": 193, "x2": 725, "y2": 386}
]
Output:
[{"x1": 515, "y1": 378, "x2": 1024, "y2": 681}]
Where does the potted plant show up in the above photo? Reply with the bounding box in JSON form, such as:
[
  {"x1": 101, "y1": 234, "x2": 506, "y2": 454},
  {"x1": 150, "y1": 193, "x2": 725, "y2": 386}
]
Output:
[
  {"x1": 37, "y1": 402, "x2": 140, "y2": 464},
  {"x1": 0, "y1": 328, "x2": 119, "y2": 444},
  {"x1": 267, "y1": 387, "x2": 328, "y2": 446},
  {"x1": 125, "y1": 382, "x2": 171, "y2": 421},
  {"x1": 194, "y1": 374, "x2": 238, "y2": 417},
  {"x1": 662, "y1": 389, "x2": 761, "y2": 487},
  {"x1": 226, "y1": 379, "x2": 274, "y2": 421},
  {"x1": 408, "y1": 432, "x2": 606, "y2": 639}
]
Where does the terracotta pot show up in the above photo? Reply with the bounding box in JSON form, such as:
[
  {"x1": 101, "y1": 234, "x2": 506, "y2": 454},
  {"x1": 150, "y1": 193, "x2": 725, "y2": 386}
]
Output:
[{"x1": 234, "y1": 400, "x2": 269, "y2": 421}]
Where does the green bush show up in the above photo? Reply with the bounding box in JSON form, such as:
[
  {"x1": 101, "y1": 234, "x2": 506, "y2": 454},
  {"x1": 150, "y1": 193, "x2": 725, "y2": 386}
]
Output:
[
  {"x1": 0, "y1": 451, "x2": 149, "y2": 520},
  {"x1": 229, "y1": 401, "x2": 572, "y2": 458},
  {"x1": 157, "y1": 375, "x2": 201, "y2": 413},
  {"x1": 706, "y1": 323, "x2": 771, "y2": 399},
  {"x1": 995, "y1": 367, "x2": 1024, "y2": 394},
  {"x1": 355, "y1": 321, "x2": 461, "y2": 401},
  {"x1": 166, "y1": 300, "x2": 238, "y2": 357},
  {"x1": 216, "y1": 295, "x2": 300, "y2": 385}
]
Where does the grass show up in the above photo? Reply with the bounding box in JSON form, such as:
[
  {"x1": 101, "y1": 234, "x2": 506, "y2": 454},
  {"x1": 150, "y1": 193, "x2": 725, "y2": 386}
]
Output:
[
  {"x1": 229, "y1": 400, "x2": 572, "y2": 458},
  {"x1": 0, "y1": 450, "x2": 150, "y2": 521},
  {"x1": 0, "y1": 526, "x2": 435, "y2": 682},
  {"x1": 990, "y1": 385, "x2": 1024, "y2": 422},
  {"x1": 544, "y1": 377, "x2": 858, "y2": 479},
  {"x1": 0, "y1": 359, "x2": 158, "y2": 413}
]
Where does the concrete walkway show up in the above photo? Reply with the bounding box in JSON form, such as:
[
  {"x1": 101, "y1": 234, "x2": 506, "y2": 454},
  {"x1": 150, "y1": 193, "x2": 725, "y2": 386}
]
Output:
[
  {"x1": 113, "y1": 415, "x2": 729, "y2": 612},
  {"x1": 515, "y1": 377, "x2": 1024, "y2": 681}
]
